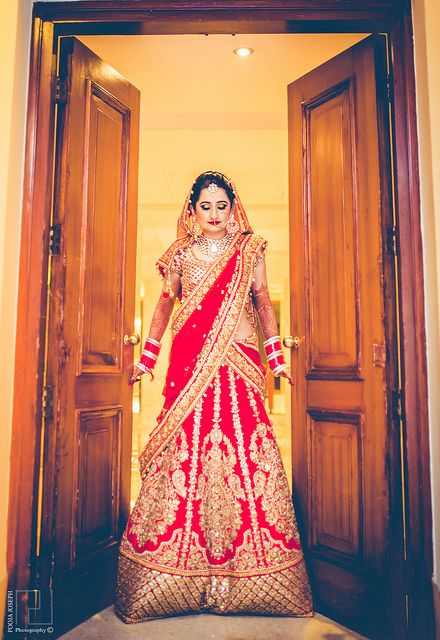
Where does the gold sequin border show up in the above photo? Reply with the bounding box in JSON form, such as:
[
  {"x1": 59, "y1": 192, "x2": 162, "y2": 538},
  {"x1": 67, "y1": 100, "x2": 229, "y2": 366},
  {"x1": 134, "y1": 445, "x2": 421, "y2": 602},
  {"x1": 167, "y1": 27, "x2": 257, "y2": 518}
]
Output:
[{"x1": 118, "y1": 545, "x2": 305, "y2": 578}]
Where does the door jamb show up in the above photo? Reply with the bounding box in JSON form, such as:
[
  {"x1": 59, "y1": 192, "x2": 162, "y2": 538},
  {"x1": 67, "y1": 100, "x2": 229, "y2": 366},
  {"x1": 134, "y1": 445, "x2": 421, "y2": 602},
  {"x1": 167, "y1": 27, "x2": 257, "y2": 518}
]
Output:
[{"x1": 7, "y1": 2, "x2": 434, "y2": 638}]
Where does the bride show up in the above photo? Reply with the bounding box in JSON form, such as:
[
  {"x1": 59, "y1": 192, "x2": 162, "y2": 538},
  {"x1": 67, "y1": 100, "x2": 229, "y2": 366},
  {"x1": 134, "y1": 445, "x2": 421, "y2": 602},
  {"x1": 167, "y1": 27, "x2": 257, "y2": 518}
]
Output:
[{"x1": 114, "y1": 170, "x2": 313, "y2": 622}]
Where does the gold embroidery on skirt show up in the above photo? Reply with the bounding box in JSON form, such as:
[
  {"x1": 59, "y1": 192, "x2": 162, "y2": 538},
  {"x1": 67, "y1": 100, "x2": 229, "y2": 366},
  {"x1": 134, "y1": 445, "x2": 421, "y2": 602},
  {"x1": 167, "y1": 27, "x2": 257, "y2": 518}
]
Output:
[
  {"x1": 246, "y1": 386, "x2": 297, "y2": 541},
  {"x1": 178, "y1": 393, "x2": 204, "y2": 566},
  {"x1": 227, "y1": 365, "x2": 266, "y2": 563},
  {"x1": 196, "y1": 371, "x2": 245, "y2": 560},
  {"x1": 128, "y1": 430, "x2": 189, "y2": 547},
  {"x1": 115, "y1": 237, "x2": 315, "y2": 624}
]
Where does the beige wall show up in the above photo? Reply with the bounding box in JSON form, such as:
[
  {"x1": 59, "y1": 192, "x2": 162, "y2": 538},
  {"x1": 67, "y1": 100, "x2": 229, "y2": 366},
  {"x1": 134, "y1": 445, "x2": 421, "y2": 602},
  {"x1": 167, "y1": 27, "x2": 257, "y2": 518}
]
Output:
[
  {"x1": 0, "y1": 0, "x2": 32, "y2": 627},
  {"x1": 412, "y1": 0, "x2": 440, "y2": 630}
]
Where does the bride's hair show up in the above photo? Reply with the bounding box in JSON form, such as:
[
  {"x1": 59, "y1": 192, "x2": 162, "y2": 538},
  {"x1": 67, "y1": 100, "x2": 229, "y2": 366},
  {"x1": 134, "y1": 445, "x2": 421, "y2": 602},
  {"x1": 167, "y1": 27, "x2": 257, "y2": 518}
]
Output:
[{"x1": 190, "y1": 171, "x2": 235, "y2": 209}]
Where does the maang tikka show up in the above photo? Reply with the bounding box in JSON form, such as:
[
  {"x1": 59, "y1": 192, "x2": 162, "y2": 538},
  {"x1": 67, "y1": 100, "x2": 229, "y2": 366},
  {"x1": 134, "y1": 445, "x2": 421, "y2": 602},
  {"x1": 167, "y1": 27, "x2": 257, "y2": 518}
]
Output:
[{"x1": 207, "y1": 179, "x2": 239, "y2": 234}]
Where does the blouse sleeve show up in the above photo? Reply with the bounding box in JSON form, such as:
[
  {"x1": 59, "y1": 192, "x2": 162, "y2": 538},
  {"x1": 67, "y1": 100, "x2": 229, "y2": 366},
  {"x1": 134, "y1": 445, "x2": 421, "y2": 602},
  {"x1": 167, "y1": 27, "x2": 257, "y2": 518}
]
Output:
[
  {"x1": 254, "y1": 240, "x2": 267, "y2": 267},
  {"x1": 169, "y1": 247, "x2": 185, "y2": 276},
  {"x1": 155, "y1": 238, "x2": 188, "y2": 279},
  {"x1": 139, "y1": 241, "x2": 184, "y2": 346}
]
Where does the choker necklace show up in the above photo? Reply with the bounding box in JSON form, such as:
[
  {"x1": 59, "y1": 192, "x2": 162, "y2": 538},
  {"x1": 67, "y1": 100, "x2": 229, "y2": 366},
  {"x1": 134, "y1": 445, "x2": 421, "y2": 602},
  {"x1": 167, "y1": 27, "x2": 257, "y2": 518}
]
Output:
[{"x1": 194, "y1": 232, "x2": 233, "y2": 258}]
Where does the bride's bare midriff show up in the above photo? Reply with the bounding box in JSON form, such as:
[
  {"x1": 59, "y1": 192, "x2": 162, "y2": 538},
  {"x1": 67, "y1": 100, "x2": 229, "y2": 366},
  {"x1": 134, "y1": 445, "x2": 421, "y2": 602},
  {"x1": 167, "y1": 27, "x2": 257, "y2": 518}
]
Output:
[{"x1": 234, "y1": 310, "x2": 255, "y2": 341}]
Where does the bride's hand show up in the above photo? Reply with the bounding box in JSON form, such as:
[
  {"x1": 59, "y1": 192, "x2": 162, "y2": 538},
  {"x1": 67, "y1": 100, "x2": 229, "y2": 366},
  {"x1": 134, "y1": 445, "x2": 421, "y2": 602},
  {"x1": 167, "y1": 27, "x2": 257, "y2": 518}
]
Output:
[
  {"x1": 128, "y1": 365, "x2": 146, "y2": 387},
  {"x1": 279, "y1": 365, "x2": 295, "y2": 386}
]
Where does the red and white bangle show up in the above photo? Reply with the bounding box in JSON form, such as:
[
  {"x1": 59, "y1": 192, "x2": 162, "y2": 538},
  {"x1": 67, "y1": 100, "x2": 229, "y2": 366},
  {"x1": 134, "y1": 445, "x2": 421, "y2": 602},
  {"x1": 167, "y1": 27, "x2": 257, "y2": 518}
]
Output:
[
  {"x1": 135, "y1": 337, "x2": 161, "y2": 373},
  {"x1": 263, "y1": 335, "x2": 288, "y2": 376}
]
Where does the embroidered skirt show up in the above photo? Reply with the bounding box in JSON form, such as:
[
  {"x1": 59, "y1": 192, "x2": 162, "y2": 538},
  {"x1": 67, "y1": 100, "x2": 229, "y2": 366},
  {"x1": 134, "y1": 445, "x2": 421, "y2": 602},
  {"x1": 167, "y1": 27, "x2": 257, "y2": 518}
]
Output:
[{"x1": 114, "y1": 342, "x2": 313, "y2": 622}]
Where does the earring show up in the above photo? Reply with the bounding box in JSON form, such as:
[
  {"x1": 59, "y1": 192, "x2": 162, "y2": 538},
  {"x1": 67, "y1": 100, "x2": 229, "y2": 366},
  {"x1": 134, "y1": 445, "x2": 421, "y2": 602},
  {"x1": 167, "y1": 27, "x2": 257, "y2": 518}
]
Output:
[
  {"x1": 192, "y1": 218, "x2": 203, "y2": 238},
  {"x1": 226, "y1": 213, "x2": 239, "y2": 234},
  {"x1": 188, "y1": 203, "x2": 202, "y2": 238}
]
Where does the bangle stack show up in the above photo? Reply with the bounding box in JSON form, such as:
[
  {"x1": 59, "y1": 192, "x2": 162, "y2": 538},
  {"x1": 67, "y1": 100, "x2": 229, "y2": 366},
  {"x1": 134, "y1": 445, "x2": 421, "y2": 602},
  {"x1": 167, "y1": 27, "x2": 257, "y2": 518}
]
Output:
[
  {"x1": 263, "y1": 335, "x2": 288, "y2": 376},
  {"x1": 135, "y1": 337, "x2": 161, "y2": 374}
]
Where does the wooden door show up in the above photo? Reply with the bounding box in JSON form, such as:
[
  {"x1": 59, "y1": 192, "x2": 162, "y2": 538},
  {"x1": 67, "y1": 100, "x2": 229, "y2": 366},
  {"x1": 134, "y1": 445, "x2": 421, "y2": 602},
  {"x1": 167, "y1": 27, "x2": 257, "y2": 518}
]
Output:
[
  {"x1": 43, "y1": 37, "x2": 140, "y2": 637},
  {"x1": 288, "y1": 35, "x2": 400, "y2": 638}
]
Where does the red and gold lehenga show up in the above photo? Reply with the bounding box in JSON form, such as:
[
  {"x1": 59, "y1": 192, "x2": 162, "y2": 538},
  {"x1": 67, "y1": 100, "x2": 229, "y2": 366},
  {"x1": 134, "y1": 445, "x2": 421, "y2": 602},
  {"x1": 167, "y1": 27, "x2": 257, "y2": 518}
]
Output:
[{"x1": 114, "y1": 178, "x2": 313, "y2": 623}]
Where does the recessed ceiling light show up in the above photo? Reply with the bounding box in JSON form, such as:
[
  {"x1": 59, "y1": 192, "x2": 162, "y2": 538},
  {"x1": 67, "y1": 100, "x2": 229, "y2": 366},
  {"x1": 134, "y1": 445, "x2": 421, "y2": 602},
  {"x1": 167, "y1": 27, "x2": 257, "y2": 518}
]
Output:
[{"x1": 233, "y1": 47, "x2": 254, "y2": 57}]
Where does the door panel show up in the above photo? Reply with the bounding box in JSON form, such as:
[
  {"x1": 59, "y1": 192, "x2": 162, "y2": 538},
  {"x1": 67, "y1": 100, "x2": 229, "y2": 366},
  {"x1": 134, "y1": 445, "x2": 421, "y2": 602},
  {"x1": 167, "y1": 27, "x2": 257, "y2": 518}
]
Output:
[
  {"x1": 310, "y1": 413, "x2": 362, "y2": 558},
  {"x1": 44, "y1": 37, "x2": 139, "y2": 637},
  {"x1": 75, "y1": 407, "x2": 122, "y2": 560},
  {"x1": 306, "y1": 86, "x2": 360, "y2": 377},
  {"x1": 288, "y1": 34, "x2": 396, "y2": 638},
  {"x1": 80, "y1": 83, "x2": 130, "y2": 372}
]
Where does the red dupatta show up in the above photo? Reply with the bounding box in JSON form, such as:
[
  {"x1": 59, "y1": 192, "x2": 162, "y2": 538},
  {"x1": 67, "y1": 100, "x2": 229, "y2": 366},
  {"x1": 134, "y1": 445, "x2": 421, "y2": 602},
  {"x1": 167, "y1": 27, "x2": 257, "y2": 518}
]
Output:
[{"x1": 138, "y1": 232, "x2": 267, "y2": 480}]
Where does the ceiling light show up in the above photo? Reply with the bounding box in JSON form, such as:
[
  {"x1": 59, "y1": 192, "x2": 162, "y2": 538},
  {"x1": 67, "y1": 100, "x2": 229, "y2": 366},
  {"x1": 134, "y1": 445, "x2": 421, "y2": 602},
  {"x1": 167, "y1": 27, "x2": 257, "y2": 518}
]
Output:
[{"x1": 233, "y1": 47, "x2": 254, "y2": 57}]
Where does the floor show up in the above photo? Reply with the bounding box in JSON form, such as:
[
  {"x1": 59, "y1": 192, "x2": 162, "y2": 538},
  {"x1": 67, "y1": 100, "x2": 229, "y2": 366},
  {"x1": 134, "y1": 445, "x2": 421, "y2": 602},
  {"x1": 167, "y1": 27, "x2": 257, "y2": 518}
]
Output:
[{"x1": 59, "y1": 605, "x2": 369, "y2": 639}]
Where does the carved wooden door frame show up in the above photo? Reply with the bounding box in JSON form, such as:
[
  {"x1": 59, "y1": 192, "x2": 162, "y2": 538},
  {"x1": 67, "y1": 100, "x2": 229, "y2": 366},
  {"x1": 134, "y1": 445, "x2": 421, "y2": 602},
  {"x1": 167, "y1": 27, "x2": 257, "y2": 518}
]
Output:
[{"x1": 8, "y1": 2, "x2": 434, "y2": 638}]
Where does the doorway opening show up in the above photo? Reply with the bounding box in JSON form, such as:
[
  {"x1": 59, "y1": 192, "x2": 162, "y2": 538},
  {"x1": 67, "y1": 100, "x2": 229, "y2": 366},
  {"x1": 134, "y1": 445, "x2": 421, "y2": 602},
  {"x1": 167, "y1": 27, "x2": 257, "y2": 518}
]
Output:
[{"x1": 77, "y1": 32, "x2": 372, "y2": 506}]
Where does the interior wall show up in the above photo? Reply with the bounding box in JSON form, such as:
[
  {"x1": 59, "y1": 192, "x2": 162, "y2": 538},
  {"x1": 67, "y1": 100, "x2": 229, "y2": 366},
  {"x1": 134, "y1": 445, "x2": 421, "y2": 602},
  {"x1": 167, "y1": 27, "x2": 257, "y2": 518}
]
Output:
[
  {"x1": 411, "y1": 0, "x2": 440, "y2": 632},
  {"x1": 0, "y1": 0, "x2": 32, "y2": 628}
]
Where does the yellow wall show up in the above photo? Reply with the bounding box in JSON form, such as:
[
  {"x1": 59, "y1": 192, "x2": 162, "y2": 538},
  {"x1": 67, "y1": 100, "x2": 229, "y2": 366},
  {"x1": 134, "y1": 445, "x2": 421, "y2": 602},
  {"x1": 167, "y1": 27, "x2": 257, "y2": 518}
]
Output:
[
  {"x1": 0, "y1": 0, "x2": 32, "y2": 627},
  {"x1": 412, "y1": 0, "x2": 440, "y2": 630}
]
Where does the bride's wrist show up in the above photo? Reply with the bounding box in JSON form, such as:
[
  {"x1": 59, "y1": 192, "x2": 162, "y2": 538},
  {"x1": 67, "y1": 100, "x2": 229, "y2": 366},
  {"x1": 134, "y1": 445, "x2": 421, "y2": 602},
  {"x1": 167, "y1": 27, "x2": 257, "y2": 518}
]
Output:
[
  {"x1": 138, "y1": 337, "x2": 162, "y2": 372},
  {"x1": 263, "y1": 335, "x2": 287, "y2": 376},
  {"x1": 133, "y1": 361, "x2": 154, "y2": 381},
  {"x1": 134, "y1": 361, "x2": 148, "y2": 373},
  {"x1": 273, "y1": 362, "x2": 289, "y2": 377}
]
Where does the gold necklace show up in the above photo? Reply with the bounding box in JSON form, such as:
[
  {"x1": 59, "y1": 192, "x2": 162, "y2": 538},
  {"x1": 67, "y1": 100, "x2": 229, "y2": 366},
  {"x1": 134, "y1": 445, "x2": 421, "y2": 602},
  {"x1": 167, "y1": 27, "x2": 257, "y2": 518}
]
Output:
[{"x1": 194, "y1": 232, "x2": 233, "y2": 258}]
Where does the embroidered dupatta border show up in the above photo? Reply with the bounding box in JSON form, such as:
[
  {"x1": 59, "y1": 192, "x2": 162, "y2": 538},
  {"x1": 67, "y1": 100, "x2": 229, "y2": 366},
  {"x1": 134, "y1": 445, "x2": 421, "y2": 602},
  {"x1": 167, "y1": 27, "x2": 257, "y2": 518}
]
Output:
[
  {"x1": 225, "y1": 342, "x2": 267, "y2": 402},
  {"x1": 139, "y1": 233, "x2": 267, "y2": 479}
]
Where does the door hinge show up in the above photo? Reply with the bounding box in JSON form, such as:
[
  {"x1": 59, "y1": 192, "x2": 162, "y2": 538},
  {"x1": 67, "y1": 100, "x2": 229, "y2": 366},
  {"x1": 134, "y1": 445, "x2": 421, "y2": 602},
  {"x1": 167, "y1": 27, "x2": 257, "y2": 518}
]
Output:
[
  {"x1": 42, "y1": 384, "x2": 54, "y2": 420},
  {"x1": 391, "y1": 388, "x2": 403, "y2": 424},
  {"x1": 386, "y1": 225, "x2": 399, "y2": 256},
  {"x1": 49, "y1": 223, "x2": 62, "y2": 255},
  {"x1": 55, "y1": 75, "x2": 67, "y2": 104},
  {"x1": 385, "y1": 72, "x2": 393, "y2": 103}
]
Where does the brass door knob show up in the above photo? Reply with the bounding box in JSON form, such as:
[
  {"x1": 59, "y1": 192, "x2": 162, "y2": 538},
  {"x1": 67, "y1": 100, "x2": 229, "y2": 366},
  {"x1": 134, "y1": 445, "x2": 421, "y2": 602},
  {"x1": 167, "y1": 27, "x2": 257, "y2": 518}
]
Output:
[
  {"x1": 124, "y1": 332, "x2": 141, "y2": 346},
  {"x1": 283, "y1": 335, "x2": 304, "y2": 349}
]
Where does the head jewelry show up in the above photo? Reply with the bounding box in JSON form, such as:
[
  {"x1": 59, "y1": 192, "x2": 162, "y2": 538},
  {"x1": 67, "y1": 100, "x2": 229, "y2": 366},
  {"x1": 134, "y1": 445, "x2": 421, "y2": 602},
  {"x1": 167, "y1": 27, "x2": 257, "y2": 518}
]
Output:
[{"x1": 176, "y1": 170, "x2": 253, "y2": 238}]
